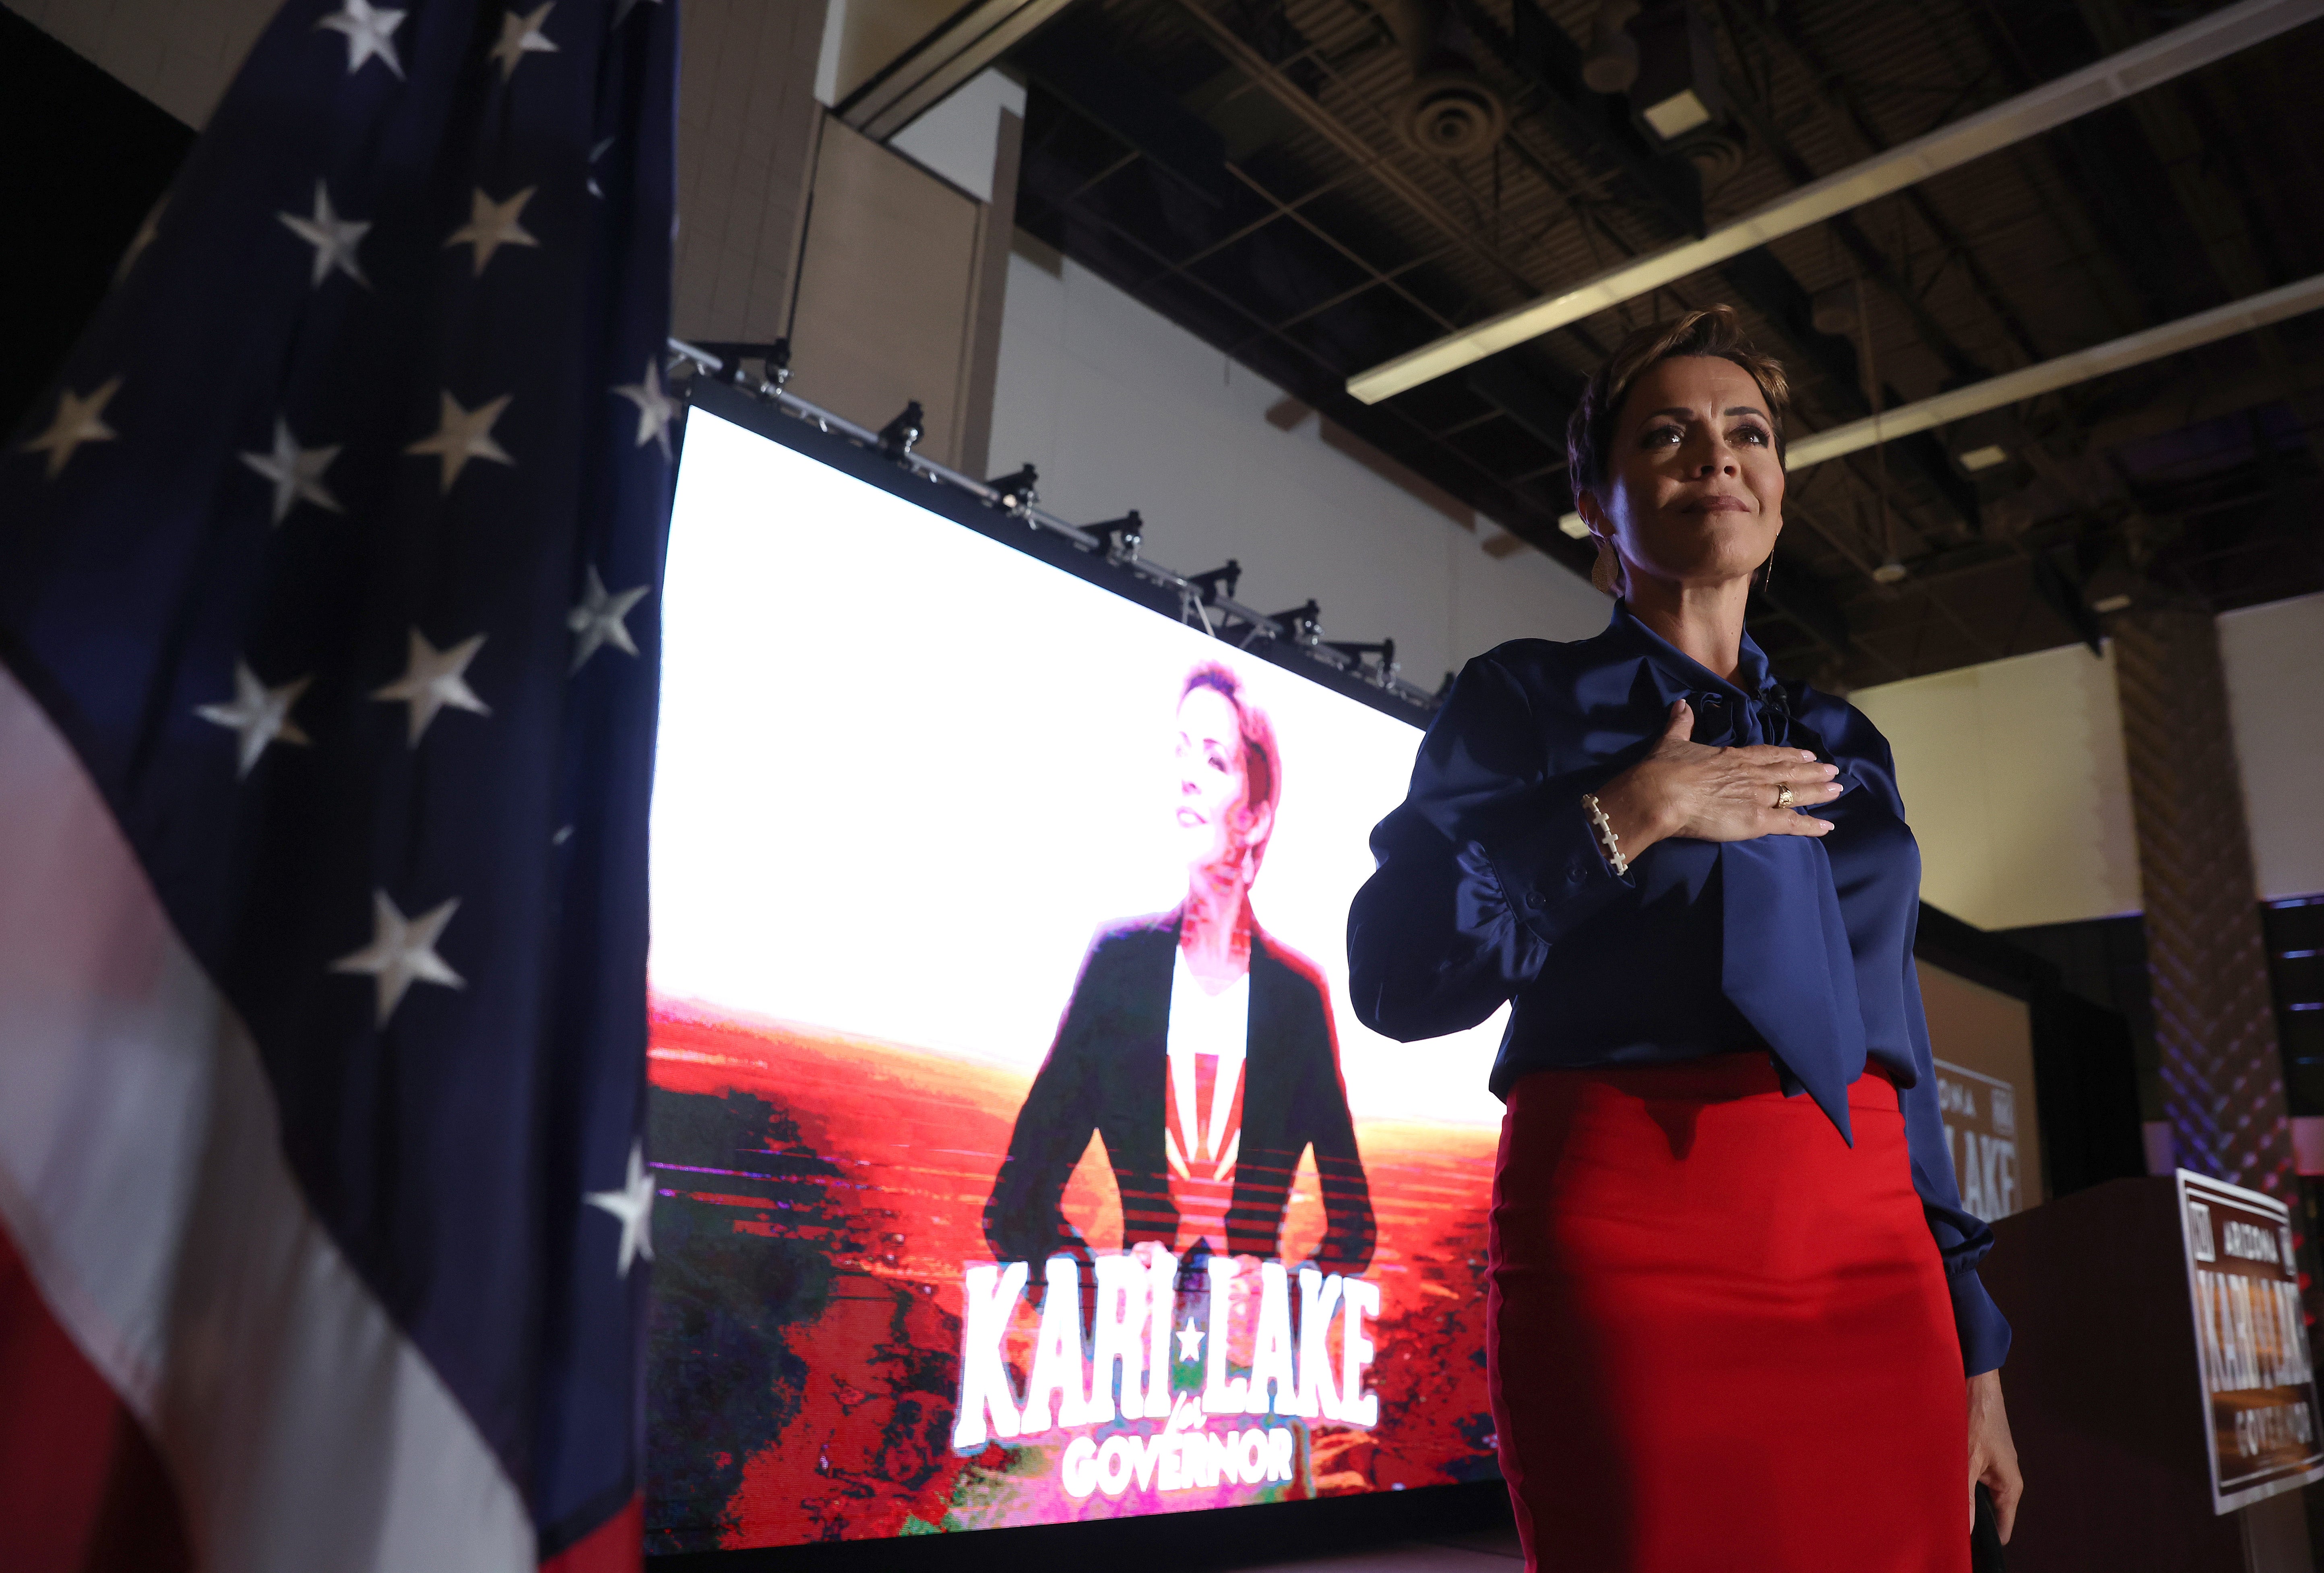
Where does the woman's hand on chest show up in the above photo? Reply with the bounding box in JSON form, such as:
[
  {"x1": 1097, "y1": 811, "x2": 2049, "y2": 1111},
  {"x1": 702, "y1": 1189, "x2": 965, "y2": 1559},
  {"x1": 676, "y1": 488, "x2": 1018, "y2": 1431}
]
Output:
[{"x1": 1589, "y1": 698, "x2": 1842, "y2": 859}]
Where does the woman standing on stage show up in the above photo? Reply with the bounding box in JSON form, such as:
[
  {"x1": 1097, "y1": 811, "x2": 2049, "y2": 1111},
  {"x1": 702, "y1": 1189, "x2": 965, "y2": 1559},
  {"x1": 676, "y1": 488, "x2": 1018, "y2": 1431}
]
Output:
[{"x1": 1348, "y1": 306, "x2": 2020, "y2": 1572}]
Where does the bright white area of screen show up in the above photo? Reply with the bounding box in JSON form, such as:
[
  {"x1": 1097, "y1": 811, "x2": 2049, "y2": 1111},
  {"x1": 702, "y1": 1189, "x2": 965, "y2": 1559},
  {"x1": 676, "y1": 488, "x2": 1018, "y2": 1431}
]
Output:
[{"x1": 649, "y1": 411, "x2": 1508, "y2": 1127}]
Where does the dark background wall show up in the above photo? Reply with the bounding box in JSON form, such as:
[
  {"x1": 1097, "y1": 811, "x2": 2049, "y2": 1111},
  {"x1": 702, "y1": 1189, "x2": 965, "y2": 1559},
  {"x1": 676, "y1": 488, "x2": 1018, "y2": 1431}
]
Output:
[{"x1": 1, "y1": 8, "x2": 192, "y2": 439}]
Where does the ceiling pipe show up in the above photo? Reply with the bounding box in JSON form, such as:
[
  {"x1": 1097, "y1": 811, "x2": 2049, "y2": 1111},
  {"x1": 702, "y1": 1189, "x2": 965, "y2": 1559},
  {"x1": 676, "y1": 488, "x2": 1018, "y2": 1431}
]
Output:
[
  {"x1": 1347, "y1": 0, "x2": 2324, "y2": 404},
  {"x1": 1781, "y1": 271, "x2": 2324, "y2": 473}
]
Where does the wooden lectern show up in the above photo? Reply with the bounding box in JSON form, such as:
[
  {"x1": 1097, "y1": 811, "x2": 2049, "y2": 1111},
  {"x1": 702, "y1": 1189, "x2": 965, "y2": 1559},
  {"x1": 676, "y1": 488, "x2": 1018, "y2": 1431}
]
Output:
[{"x1": 1980, "y1": 1175, "x2": 2320, "y2": 1572}]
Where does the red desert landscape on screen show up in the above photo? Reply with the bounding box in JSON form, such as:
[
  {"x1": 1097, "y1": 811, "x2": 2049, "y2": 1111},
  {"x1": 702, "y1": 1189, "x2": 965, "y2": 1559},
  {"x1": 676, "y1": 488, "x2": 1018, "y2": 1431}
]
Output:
[{"x1": 642, "y1": 994, "x2": 1501, "y2": 1554}]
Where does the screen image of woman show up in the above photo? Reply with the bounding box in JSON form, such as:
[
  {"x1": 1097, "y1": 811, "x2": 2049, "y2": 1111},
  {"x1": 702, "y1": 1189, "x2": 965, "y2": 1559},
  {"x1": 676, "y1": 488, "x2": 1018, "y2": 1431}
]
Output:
[{"x1": 984, "y1": 662, "x2": 1375, "y2": 1275}]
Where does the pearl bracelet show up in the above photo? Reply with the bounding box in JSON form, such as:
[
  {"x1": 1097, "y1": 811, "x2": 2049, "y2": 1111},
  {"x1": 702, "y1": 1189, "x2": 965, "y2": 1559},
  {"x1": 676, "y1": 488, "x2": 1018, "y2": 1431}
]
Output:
[{"x1": 1581, "y1": 793, "x2": 1629, "y2": 876}]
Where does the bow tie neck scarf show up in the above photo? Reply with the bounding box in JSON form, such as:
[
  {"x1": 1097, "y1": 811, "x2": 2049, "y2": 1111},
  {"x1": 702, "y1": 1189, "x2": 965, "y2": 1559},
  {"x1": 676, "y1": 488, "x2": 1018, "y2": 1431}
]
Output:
[{"x1": 1683, "y1": 677, "x2": 1870, "y2": 1144}]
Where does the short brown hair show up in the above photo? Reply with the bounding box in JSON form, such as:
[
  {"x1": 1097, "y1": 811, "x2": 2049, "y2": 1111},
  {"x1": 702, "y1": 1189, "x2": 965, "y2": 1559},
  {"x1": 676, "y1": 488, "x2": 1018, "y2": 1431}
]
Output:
[{"x1": 1564, "y1": 306, "x2": 1790, "y2": 594}]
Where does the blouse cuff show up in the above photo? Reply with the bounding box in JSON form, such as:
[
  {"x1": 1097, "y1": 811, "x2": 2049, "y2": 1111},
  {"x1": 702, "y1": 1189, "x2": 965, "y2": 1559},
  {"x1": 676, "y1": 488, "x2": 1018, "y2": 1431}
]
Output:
[
  {"x1": 1950, "y1": 1267, "x2": 2012, "y2": 1377},
  {"x1": 1484, "y1": 794, "x2": 1636, "y2": 950}
]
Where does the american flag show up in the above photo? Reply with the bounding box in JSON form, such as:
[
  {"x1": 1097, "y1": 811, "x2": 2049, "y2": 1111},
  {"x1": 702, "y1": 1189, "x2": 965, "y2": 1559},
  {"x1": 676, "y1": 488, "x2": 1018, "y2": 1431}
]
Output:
[{"x1": 0, "y1": 1, "x2": 676, "y2": 1568}]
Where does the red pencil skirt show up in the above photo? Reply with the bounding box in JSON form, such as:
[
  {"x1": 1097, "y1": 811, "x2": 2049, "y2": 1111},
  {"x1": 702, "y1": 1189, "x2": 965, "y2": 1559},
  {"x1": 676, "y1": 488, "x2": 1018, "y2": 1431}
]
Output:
[{"x1": 1488, "y1": 1053, "x2": 1967, "y2": 1573}]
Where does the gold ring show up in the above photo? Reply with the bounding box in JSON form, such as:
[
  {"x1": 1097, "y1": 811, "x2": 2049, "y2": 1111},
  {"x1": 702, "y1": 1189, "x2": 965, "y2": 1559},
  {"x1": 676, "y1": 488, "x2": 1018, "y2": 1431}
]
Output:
[{"x1": 1775, "y1": 783, "x2": 1795, "y2": 808}]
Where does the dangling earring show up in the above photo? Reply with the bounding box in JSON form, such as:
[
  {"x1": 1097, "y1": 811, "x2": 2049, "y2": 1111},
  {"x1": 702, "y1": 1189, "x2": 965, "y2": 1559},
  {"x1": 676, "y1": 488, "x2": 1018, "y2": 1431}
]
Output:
[
  {"x1": 1591, "y1": 535, "x2": 1624, "y2": 599},
  {"x1": 1761, "y1": 554, "x2": 1775, "y2": 591}
]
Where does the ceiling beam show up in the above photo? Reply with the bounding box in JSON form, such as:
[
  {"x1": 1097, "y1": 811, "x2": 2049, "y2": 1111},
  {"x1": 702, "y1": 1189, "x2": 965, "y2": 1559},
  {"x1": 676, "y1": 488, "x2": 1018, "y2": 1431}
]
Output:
[
  {"x1": 1710, "y1": 43, "x2": 1997, "y2": 386},
  {"x1": 2072, "y1": 0, "x2": 2324, "y2": 486},
  {"x1": 1465, "y1": 354, "x2": 1582, "y2": 454},
  {"x1": 1458, "y1": 0, "x2": 1985, "y2": 540},
  {"x1": 1454, "y1": 0, "x2": 1704, "y2": 237},
  {"x1": 1784, "y1": 271, "x2": 2324, "y2": 472},
  {"x1": 1731, "y1": 0, "x2": 2048, "y2": 368},
  {"x1": 1169, "y1": 0, "x2": 1557, "y2": 302},
  {"x1": 2071, "y1": 357, "x2": 2324, "y2": 455},
  {"x1": 1345, "y1": 0, "x2": 2324, "y2": 403},
  {"x1": 839, "y1": 0, "x2": 1076, "y2": 143}
]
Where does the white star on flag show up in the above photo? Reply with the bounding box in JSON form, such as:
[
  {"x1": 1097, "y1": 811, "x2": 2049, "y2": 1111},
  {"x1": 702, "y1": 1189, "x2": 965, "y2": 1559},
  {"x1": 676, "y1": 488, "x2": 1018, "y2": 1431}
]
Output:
[
  {"x1": 331, "y1": 891, "x2": 464, "y2": 1025},
  {"x1": 611, "y1": 360, "x2": 675, "y2": 461},
  {"x1": 489, "y1": 3, "x2": 559, "y2": 80},
  {"x1": 585, "y1": 136, "x2": 613, "y2": 198},
  {"x1": 195, "y1": 661, "x2": 312, "y2": 777},
  {"x1": 278, "y1": 181, "x2": 372, "y2": 289},
  {"x1": 405, "y1": 391, "x2": 515, "y2": 492},
  {"x1": 315, "y1": 0, "x2": 407, "y2": 78},
  {"x1": 585, "y1": 1141, "x2": 656, "y2": 1277},
  {"x1": 1177, "y1": 1319, "x2": 1204, "y2": 1362},
  {"x1": 372, "y1": 628, "x2": 491, "y2": 745},
  {"x1": 20, "y1": 378, "x2": 123, "y2": 480},
  {"x1": 444, "y1": 186, "x2": 539, "y2": 276},
  {"x1": 239, "y1": 417, "x2": 343, "y2": 525},
  {"x1": 567, "y1": 565, "x2": 648, "y2": 673}
]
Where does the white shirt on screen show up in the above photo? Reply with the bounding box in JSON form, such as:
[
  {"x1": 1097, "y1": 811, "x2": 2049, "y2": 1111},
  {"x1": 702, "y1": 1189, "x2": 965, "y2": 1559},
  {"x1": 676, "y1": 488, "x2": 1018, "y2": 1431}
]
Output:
[{"x1": 1165, "y1": 949, "x2": 1248, "y2": 1252}]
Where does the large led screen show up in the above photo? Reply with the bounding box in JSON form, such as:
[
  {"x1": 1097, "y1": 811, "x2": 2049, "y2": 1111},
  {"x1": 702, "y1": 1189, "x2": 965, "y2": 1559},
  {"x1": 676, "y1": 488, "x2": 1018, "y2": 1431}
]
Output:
[{"x1": 644, "y1": 407, "x2": 1508, "y2": 1552}]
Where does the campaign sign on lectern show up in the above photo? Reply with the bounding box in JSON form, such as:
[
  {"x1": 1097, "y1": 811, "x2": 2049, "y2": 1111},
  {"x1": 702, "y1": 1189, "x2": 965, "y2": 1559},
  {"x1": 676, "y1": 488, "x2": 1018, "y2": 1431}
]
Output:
[{"x1": 2174, "y1": 1169, "x2": 2324, "y2": 1511}]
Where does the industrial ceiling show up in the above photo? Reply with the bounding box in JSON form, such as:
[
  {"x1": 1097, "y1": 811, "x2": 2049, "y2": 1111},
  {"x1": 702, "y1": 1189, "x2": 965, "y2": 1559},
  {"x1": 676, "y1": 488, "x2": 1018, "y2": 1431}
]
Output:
[{"x1": 1000, "y1": 0, "x2": 2324, "y2": 688}]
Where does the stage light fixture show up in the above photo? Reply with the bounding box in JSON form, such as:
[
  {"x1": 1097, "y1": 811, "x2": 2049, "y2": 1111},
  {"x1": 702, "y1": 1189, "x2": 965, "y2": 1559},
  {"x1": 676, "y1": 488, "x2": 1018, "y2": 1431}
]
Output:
[
  {"x1": 1178, "y1": 586, "x2": 1216, "y2": 636},
  {"x1": 1085, "y1": 511, "x2": 1144, "y2": 563},
  {"x1": 1872, "y1": 559, "x2": 1909, "y2": 585},
  {"x1": 688, "y1": 339, "x2": 791, "y2": 396},
  {"x1": 1326, "y1": 638, "x2": 1400, "y2": 686},
  {"x1": 1268, "y1": 601, "x2": 1324, "y2": 647},
  {"x1": 878, "y1": 401, "x2": 925, "y2": 457},
  {"x1": 664, "y1": 335, "x2": 1446, "y2": 713},
  {"x1": 665, "y1": 337, "x2": 719, "y2": 384},
  {"x1": 1186, "y1": 560, "x2": 1242, "y2": 605},
  {"x1": 986, "y1": 464, "x2": 1039, "y2": 515}
]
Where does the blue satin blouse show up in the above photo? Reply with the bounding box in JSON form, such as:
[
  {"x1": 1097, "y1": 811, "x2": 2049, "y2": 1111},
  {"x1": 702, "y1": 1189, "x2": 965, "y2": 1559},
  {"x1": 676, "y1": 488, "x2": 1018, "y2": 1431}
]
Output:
[{"x1": 1347, "y1": 602, "x2": 2010, "y2": 1375}]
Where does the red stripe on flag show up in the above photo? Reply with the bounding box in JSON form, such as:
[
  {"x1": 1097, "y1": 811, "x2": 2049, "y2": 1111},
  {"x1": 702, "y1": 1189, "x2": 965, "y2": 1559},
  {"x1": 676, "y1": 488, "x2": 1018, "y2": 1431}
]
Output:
[
  {"x1": 0, "y1": 1222, "x2": 190, "y2": 1573},
  {"x1": 540, "y1": 1494, "x2": 641, "y2": 1573}
]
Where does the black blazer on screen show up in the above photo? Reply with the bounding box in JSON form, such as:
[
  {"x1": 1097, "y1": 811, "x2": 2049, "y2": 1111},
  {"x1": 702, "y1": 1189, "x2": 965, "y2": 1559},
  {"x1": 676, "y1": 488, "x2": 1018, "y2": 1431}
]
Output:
[{"x1": 983, "y1": 909, "x2": 1376, "y2": 1273}]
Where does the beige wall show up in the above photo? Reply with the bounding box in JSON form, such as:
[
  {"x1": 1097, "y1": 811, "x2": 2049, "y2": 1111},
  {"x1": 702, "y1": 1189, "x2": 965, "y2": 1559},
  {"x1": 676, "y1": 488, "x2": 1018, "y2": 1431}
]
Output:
[
  {"x1": 2218, "y1": 591, "x2": 2324, "y2": 902},
  {"x1": 1853, "y1": 642, "x2": 2144, "y2": 931},
  {"x1": 786, "y1": 117, "x2": 1006, "y2": 471},
  {"x1": 987, "y1": 241, "x2": 1613, "y2": 689},
  {"x1": 1854, "y1": 596, "x2": 2324, "y2": 924}
]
